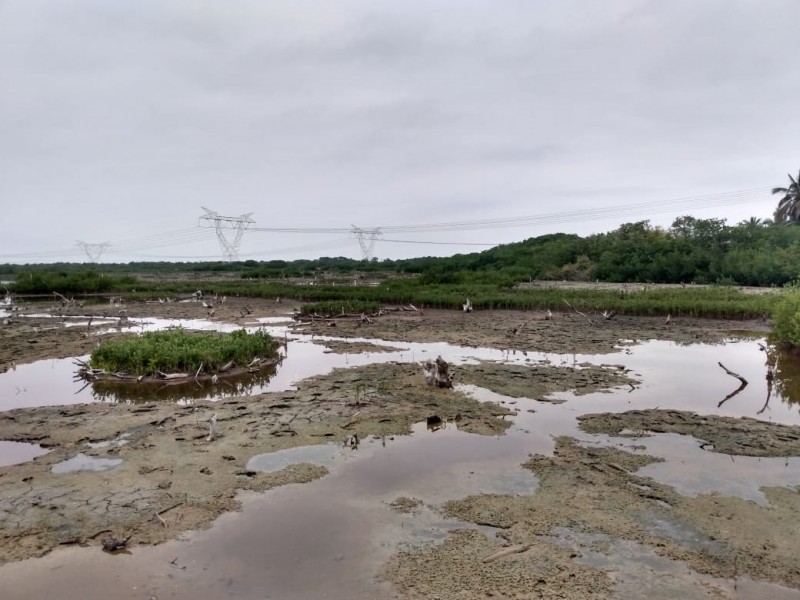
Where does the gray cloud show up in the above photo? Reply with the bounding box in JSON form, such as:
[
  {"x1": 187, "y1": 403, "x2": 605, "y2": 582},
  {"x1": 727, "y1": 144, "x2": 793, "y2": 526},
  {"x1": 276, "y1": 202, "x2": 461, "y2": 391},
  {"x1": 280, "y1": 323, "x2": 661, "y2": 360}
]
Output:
[{"x1": 0, "y1": 0, "x2": 797, "y2": 262}]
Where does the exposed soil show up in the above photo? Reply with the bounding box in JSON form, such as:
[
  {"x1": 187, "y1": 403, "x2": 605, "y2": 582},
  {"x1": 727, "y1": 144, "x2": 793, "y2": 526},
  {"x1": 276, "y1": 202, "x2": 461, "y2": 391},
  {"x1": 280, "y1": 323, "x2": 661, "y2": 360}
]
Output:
[
  {"x1": 458, "y1": 361, "x2": 635, "y2": 400},
  {"x1": 1, "y1": 296, "x2": 797, "y2": 598},
  {"x1": 432, "y1": 436, "x2": 800, "y2": 593},
  {"x1": 296, "y1": 307, "x2": 769, "y2": 355},
  {"x1": 0, "y1": 359, "x2": 514, "y2": 563},
  {"x1": 311, "y1": 338, "x2": 406, "y2": 354},
  {"x1": 579, "y1": 409, "x2": 800, "y2": 457}
]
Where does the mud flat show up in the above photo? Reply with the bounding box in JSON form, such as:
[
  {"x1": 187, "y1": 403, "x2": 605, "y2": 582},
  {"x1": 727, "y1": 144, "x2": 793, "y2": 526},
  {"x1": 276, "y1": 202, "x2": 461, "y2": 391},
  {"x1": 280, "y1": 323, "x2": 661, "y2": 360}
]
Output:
[
  {"x1": 1, "y1": 297, "x2": 798, "y2": 598},
  {"x1": 426, "y1": 436, "x2": 800, "y2": 596},
  {"x1": 0, "y1": 359, "x2": 515, "y2": 563},
  {"x1": 297, "y1": 307, "x2": 769, "y2": 355},
  {"x1": 580, "y1": 409, "x2": 800, "y2": 457}
]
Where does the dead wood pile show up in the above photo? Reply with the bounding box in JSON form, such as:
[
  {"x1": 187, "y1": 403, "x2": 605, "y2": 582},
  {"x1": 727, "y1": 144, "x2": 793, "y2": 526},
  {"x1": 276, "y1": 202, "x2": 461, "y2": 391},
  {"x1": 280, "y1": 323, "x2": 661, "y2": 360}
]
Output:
[{"x1": 423, "y1": 355, "x2": 454, "y2": 388}]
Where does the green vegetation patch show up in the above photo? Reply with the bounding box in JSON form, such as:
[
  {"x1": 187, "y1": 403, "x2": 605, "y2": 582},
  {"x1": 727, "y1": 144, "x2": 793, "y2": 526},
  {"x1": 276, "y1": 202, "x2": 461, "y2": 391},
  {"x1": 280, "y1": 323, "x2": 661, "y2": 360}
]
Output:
[
  {"x1": 89, "y1": 328, "x2": 279, "y2": 375},
  {"x1": 10, "y1": 270, "x2": 137, "y2": 294},
  {"x1": 770, "y1": 288, "x2": 800, "y2": 348}
]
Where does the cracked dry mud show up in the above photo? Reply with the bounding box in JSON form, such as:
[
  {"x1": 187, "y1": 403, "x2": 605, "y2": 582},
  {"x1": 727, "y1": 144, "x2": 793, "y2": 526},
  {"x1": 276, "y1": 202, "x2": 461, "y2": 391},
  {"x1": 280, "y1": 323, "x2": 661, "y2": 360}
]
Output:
[{"x1": 1, "y1": 296, "x2": 798, "y2": 599}]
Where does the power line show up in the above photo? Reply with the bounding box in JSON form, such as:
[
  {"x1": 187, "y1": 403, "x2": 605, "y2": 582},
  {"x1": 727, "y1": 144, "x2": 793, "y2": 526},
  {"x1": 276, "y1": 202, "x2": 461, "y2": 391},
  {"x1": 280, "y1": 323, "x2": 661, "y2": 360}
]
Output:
[
  {"x1": 381, "y1": 238, "x2": 498, "y2": 246},
  {"x1": 120, "y1": 238, "x2": 355, "y2": 260},
  {"x1": 248, "y1": 187, "x2": 770, "y2": 235},
  {"x1": 381, "y1": 188, "x2": 769, "y2": 233},
  {"x1": 0, "y1": 187, "x2": 775, "y2": 262}
]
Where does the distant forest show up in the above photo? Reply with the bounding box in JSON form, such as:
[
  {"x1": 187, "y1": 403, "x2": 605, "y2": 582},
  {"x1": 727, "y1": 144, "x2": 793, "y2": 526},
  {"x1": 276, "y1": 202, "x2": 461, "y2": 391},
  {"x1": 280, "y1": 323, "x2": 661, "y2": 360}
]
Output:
[{"x1": 3, "y1": 216, "x2": 800, "y2": 288}]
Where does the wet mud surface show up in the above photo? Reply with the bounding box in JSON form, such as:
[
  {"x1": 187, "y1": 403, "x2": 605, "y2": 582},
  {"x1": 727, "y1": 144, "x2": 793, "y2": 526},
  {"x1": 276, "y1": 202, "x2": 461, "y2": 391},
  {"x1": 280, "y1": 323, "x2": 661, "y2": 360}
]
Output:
[
  {"x1": 0, "y1": 360, "x2": 512, "y2": 563},
  {"x1": 436, "y1": 436, "x2": 800, "y2": 593},
  {"x1": 580, "y1": 409, "x2": 800, "y2": 457},
  {"x1": 1, "y1": 296, "x2": 798, "y2": 599},
  {"x1": 297, "y1": 307, "x2": 769, "y2": 355}
]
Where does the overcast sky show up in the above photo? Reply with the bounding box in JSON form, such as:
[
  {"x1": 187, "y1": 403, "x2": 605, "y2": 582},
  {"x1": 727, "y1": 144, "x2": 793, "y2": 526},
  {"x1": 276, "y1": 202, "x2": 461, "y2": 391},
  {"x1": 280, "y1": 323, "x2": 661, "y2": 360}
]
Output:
[{"x1": 1, "y1": 0, "x2": 798, "y2": 263}]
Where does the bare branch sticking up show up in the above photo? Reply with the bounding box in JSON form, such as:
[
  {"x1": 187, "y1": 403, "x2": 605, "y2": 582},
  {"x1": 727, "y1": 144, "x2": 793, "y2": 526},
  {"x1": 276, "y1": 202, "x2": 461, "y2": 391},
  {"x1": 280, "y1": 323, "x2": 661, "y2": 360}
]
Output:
[
  {"x1": 563, "y1": 299, "x2": 594, "y2": 325},
  {"x1": 207, "y1": 412, "x2": 218, "y2": 442}
]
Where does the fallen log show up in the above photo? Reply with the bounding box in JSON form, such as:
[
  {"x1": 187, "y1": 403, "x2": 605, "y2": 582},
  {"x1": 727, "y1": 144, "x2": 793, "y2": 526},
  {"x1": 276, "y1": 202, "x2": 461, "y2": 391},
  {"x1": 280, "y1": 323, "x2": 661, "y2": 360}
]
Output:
[
  {"x1": 75, "y1": 357, "x2": 281, "y2": 386},
  {"x1": 482, "y1": 544, "x2": 531, "y2": 563},
  {"x1": 157, "y1": 371, "x2": 190, "y2": 380},
  {"x1": 110, "y1": 372, "x2": 138, "y2": 380}
]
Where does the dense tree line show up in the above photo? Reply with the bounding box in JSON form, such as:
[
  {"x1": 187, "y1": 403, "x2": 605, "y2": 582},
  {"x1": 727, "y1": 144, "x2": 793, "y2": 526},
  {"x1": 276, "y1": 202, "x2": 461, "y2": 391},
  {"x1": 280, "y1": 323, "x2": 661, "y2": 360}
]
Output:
[
  {"x1": 390, "y1": 217, "x2": 800, "y2": 287},
  {"x1": 4, "y1": 216, "x2": 800, "y2": 289}
]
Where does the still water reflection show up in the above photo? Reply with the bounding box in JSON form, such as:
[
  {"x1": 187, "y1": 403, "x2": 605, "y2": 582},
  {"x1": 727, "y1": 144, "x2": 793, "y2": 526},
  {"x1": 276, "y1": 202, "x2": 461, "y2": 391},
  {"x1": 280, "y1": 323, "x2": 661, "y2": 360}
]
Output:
[{"x1": 3, "y1": 326, "x2": 800, "y2": 599}]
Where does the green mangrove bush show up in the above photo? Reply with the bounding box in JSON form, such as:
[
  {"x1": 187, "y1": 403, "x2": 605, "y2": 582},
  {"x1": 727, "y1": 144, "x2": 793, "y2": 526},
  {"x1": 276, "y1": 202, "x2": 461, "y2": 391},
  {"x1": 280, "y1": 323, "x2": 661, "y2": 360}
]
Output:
[
  {"x1": 89, "y1": 328, "x2": 278, "y2": 375},
  {"x1": 770, "y1": 288, "x2": 800, "y2": 348}
]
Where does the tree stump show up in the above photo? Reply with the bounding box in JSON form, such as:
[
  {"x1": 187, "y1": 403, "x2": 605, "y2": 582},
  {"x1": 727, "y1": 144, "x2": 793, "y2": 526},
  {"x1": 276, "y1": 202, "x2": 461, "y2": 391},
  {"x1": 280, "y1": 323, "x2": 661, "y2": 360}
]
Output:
[{"x1": 423, "y1": 355, "x2": 453, "y2": 388}]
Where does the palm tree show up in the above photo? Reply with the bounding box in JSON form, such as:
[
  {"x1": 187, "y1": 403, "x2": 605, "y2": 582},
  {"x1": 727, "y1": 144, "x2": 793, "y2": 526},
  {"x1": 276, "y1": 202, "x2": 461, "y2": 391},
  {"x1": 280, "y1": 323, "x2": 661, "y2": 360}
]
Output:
[
  {"x1": 773, "y1": 171, "x2": 800, "y2": 224},
  {"x1": 738, "y1": 216, "x2": 764, "y2": 228}
]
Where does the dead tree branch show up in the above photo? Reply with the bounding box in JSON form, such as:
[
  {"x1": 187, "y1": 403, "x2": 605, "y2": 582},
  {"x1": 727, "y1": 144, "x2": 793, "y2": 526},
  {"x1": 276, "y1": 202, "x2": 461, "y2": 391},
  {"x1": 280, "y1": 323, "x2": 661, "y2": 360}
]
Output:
[
  {"x1": 563, "y1": 299, "x2": 594, "y2": 325},
  {"x1": 717, "y1": 362, "x2": 748, "y2": 408},
  {"x1": 718, "y1": 362, "x2": 747, "y2": 386}
]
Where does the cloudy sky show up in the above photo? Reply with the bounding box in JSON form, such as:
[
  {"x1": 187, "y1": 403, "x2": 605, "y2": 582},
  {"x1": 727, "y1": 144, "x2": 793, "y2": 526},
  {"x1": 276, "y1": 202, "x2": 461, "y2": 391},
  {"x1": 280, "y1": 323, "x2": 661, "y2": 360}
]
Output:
[{"x1": 1, "y1": 0, "x2": 798, "y2": 263}]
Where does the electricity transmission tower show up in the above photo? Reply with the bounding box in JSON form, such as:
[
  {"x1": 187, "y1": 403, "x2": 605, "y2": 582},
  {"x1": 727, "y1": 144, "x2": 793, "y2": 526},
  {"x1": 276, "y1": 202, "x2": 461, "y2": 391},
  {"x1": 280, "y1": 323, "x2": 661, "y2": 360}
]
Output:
[
  {"x1": 76, "y1": 241, "x2": 110, "y2": 262},
  {"x1": 351, "y1": 226, "x2": 382, "y2": 261},
  {"x1": 199, "y1": 208, "x2": 255, "y2": 261}
]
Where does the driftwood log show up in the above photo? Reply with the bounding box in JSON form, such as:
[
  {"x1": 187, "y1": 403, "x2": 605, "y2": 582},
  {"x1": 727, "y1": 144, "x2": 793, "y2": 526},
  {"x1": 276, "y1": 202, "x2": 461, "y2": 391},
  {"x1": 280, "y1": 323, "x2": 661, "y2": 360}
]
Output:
[
  {"x1": 423, "y1": 356, "x2": 453, "y2": 388},
  {"x1": 74, "y1": 357, "x2": 281, "y2": 386}
]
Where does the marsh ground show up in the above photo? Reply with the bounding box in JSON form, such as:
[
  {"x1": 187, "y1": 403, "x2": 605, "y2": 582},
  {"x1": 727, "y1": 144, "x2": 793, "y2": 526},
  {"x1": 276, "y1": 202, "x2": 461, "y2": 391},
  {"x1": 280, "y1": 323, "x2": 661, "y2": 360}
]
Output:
[{"x1": 0, "y1": 296, "x2": 797, "y2": 599}]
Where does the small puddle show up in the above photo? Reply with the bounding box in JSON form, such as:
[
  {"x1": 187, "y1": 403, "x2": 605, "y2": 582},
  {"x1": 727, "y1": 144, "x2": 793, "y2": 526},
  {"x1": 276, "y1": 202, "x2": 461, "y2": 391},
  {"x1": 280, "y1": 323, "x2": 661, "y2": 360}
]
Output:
[
  {"x1": 51, "y1": 453, "x2": 123, "y2": 474},
  {"x1": 247, "y1": 420, "x2": 540, "y2": 502},
  {"x1": 0, "y1": 441, "x2": 49, "y2": 467},
  {"x1": 247, "y1": 443, "x2": 348, "y2": 472},
  {"x1": 0, "y1": 422, "x2": 524, "y2": 600},
  {"x1": 604, "y1": 432, "x2": 800, "y2": 504}
]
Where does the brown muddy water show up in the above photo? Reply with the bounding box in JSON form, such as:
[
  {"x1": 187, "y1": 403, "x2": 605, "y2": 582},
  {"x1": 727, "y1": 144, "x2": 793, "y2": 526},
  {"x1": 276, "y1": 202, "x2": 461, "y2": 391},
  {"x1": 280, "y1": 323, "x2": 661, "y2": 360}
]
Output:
[{"x1": 1, "y1": 315, "x2": 800, "y2": 598}]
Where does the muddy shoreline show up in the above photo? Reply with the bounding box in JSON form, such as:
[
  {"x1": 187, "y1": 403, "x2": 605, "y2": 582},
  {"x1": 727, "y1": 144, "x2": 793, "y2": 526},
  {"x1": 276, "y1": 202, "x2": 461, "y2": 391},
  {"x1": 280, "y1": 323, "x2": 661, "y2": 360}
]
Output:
[{"x1": 1, "y1": 298, "x2": 798, "y2": 598}]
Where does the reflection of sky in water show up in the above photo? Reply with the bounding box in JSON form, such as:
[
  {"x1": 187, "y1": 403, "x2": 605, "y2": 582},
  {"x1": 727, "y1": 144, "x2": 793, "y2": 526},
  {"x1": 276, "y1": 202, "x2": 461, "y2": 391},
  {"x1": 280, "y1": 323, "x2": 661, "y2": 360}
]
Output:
[
  {"x1": 2, "y1": 316, "x2": 800, "y2": 504},
  {"x1": 0, "y1": 441, "x2": 49, "y2": 467},
  {"x1": 3, "y1": 315, "x2": 800, "y2": 599},
  {"x1": 50, "y1": 453, "x2": 122, "y2": 474},
  {"x1": 551, "y1": 528, "x2": 800, "y2": 600},
  {"x1": 1, "y1": 324, "x2": 795, "y2": 423}
]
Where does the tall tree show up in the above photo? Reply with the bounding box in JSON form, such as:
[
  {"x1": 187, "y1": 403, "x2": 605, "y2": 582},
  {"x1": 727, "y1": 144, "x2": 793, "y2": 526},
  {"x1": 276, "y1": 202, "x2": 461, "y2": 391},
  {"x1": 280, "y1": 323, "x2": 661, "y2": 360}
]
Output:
[{"x1": 773, "y1": 171, "x2": 800, "y2": 224}]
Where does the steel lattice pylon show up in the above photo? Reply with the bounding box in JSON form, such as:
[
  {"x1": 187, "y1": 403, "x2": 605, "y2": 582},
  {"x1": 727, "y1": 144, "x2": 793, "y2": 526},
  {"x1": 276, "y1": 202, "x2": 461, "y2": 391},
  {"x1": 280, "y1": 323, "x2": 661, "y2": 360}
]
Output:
[
  {"x1": 199, "y1": 208, "x2": 255, "y2": 261},
  {"x1": 351, "y1": 226, "x2": 382, "y2": 261},
  {"x1": 76, "y1": 241, "x2": 110, "y2": 262}
]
